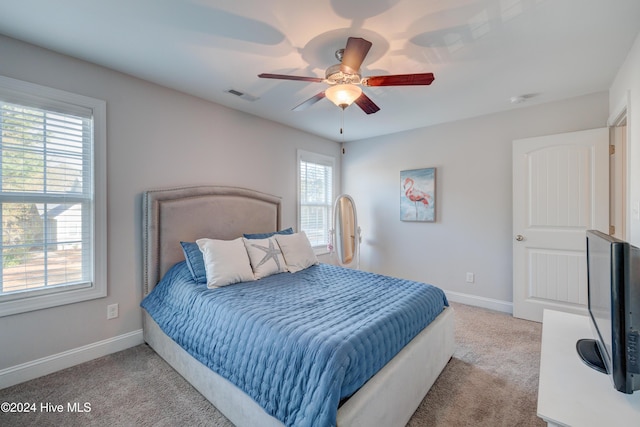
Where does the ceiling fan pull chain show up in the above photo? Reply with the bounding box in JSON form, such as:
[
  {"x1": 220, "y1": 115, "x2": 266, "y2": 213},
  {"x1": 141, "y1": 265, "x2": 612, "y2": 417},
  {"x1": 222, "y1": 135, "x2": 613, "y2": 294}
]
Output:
[{"x1": 340, "y1": 108, "x2": 344, "y2": 141}]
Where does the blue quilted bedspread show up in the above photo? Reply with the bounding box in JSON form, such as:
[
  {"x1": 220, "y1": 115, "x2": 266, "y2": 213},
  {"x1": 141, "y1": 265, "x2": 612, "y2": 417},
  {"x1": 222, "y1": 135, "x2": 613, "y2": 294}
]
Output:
[{"x1": 141, "y1": 262, "x2": 447, "y2": 427}]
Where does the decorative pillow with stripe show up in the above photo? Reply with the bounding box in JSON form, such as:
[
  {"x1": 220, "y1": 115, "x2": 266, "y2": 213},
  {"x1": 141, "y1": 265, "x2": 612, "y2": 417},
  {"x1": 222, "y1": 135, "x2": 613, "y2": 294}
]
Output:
[
  {"x1": 180, "y1": 241, "x2": 207, "y2": 284},
  {"x1": 243, "y1": 227, "x2": 294, "y2": 240}
]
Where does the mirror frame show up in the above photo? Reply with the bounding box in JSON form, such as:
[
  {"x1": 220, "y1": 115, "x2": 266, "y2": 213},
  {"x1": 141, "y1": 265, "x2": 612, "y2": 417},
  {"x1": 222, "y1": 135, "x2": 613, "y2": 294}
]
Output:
[{"x1": 332, "y1": 194, "x2": 360, "y2": 268}]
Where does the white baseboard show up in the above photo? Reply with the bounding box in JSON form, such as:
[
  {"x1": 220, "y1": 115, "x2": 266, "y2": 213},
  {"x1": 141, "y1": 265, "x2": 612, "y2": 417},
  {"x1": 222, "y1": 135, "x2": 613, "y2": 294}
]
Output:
[
  {"x1": 444, "y1": 290, "x2": 513, "y2": 314},
  {"x1": 0, "y1": 329, "x2": 144, "y2": 390}
]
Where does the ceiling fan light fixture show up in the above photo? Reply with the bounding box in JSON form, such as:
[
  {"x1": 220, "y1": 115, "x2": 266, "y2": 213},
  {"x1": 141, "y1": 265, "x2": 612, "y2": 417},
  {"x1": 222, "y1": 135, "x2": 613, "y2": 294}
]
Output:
[
  {"x1": 258, "y1": 36, "x2": 432, "y2": 115},
  {"x1": 325, "y1": 84, "x2": 362, "y2": 109}
]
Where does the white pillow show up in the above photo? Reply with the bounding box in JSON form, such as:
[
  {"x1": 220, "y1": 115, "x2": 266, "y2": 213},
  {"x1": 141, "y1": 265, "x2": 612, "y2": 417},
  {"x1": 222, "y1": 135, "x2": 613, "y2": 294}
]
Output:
[
  {"x1": 274, "y1": 231, "x2": 319, "y2": 273},
  {"x1": 196, "y1": 238, "x2": 255, "y2": 288},
  {"x1": 243, "y1": 237, "x2": 288, "y2": 279}
]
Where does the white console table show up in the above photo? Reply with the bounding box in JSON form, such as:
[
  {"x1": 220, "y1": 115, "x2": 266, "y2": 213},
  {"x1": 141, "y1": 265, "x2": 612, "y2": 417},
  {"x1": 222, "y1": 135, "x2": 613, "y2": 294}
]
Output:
[{"x1": 537, "y1": 309, "x2": 640, "y2": 426}]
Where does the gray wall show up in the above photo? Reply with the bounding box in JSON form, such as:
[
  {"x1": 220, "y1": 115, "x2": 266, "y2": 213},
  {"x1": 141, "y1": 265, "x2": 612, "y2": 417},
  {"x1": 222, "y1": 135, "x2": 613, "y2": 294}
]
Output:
[
  {"x1": 0, "y1": 35, "x2": 340, "y2": 370},
  {"x1": 341, "y1": 92, "x2": 609, "y2": 309}
]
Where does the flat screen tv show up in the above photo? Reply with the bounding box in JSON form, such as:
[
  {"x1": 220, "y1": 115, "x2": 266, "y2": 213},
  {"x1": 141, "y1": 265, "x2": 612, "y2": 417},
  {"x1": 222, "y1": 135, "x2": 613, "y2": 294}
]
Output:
[{"x1": 577, "y1": 230, "x2": 640, "y2": 394}]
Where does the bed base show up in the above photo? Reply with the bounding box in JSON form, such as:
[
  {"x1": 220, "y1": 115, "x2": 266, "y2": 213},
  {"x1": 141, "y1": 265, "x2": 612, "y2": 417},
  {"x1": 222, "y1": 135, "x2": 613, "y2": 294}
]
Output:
[{"x1": 143, "y1": 306, "x2": 454, "y2": 427}]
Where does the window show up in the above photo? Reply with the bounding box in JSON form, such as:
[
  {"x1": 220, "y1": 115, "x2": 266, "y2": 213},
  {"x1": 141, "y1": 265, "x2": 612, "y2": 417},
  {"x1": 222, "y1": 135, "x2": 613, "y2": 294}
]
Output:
[
  {"x1": 298, "y1": 150, "x2": 335, "y2": 253},
  {"x1": 0, "y1": 76, "x2": 106, "y2": 317}
]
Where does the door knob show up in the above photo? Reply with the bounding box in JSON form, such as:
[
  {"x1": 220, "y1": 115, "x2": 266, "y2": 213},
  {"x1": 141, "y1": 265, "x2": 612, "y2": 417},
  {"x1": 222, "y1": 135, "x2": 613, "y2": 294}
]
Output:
[{"x1": 515, "y1": 234, "x2": 525, "y2": 241}]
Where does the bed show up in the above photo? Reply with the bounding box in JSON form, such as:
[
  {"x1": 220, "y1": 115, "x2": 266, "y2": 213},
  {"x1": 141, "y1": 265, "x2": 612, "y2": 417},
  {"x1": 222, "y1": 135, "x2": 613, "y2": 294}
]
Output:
[{"x1": 141, "y1": 185, "x2": 455, "y2": 427}]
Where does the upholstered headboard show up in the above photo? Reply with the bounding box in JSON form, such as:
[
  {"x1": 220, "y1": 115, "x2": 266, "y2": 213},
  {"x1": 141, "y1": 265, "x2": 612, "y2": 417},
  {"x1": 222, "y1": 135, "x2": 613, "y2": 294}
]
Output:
[{"x1": 142, "y1": 186, "x2": 282, "y2": 295}]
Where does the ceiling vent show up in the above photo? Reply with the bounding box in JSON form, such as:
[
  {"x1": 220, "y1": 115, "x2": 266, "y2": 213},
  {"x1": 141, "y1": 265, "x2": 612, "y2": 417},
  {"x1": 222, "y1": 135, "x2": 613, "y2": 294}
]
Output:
[{"x1": 226, "y1": 89, "x2": 259, "y2": 102}]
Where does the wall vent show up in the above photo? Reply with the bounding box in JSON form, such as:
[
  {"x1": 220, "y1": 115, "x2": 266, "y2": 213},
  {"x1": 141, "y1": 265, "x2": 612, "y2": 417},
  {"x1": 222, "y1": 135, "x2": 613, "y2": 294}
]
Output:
[{"x1": 226, "y1": 89, "x2": 259, "y2": 102}]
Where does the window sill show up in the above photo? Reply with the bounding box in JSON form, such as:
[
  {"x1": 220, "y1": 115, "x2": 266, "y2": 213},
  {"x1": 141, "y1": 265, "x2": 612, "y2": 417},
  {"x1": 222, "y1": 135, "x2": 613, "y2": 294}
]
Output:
[{"x1": 0, "y1": 283, "x2": 106, "y2": 317}]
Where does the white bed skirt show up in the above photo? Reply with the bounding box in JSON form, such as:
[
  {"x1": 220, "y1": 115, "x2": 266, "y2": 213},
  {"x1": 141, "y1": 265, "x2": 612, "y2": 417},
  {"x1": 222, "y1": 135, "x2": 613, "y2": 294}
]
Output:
[{"x1": 143, "y1": 305, "x2": 455, "y2": 427}]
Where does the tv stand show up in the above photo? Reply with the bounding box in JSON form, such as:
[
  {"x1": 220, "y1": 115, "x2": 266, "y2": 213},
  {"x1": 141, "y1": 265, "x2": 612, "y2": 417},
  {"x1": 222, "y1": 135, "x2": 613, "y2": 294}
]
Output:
[{"x1": 537, "y1": 310, "x2": 640, "y2": 426}]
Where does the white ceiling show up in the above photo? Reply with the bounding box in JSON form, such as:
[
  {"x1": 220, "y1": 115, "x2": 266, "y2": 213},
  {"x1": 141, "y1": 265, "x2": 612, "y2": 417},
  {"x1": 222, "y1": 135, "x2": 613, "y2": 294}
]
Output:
[{"x1": 1, "y1": 0, "x2": 639, "y2": 142}]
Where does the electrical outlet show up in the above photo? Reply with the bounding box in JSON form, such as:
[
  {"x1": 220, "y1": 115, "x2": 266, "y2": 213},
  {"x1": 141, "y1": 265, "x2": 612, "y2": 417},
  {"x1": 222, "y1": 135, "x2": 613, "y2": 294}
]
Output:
[
  {"x1": 466, "y1": 272, "x2": 475, "y2": 283},
  {"x1": 107, "y1": 303, "x2": 119, "y2": 320}
]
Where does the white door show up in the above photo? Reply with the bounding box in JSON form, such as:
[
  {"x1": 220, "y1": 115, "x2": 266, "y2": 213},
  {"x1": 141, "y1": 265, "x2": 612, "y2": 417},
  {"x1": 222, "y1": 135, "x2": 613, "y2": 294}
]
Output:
[{"x1": 513, "y1": 128, "x2": 608, "y2": 322}]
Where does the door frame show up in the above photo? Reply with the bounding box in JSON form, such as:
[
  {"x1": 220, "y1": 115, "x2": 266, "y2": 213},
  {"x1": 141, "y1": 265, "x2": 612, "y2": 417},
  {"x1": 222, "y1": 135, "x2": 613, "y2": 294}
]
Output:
[{"x1": 608, "y1": 90, "x2": 630, "y2": 240}]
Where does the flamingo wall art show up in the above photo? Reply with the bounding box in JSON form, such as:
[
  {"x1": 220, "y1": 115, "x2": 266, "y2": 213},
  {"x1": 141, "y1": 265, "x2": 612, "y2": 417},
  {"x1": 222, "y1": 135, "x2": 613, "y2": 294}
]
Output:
[{"x1": 400, "y1": 168, "x2": 436, "y2": 222}]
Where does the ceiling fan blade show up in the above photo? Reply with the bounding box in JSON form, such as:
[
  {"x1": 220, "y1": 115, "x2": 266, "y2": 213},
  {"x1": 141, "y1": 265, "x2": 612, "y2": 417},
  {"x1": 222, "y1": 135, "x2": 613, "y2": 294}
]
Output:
[
  {"x1": 362, "y1": 73, "x2": 435, "y2": 87},
  {"x1": 292, "y1": 92, "x2": 326, "y2": 111},
  {"x1": 258, "y1": 73, "x2": 324, "y2": 83},
  {"x1": 340, "y1": 37, "x2": 372, "y2": 74},
  {"x1": 354, "y1": 92, "x2": 380, "y2": 115}
]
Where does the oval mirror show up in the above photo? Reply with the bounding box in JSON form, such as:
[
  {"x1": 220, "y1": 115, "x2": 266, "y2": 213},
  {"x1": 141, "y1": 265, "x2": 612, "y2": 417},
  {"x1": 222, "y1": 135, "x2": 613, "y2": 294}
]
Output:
[{"x1": 333, "y1": 194, "x2": 360, "y2": 268}]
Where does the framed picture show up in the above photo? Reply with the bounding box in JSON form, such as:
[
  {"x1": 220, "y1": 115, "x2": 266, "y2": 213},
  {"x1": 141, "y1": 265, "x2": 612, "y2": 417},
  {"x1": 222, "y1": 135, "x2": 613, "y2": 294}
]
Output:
[{"x1": 401, "y1": 167, "x2": 436, "y2": 222}]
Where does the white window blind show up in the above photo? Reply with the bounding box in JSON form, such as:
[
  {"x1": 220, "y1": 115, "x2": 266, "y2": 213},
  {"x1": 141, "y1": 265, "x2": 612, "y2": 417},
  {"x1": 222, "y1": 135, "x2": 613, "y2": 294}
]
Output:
[
  {"x1": 298, "y1": 151, "x2": 334, "y2": 250},
  {"x1": 0, "y1": 75, "x2": 106, "y2": 316}
]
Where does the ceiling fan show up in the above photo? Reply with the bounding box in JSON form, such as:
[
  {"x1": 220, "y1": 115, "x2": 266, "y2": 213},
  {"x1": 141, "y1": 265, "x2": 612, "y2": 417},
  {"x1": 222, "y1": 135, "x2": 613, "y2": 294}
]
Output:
[{"x1": 258, "y1": 37, "x2": 434, "y2": 114}]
